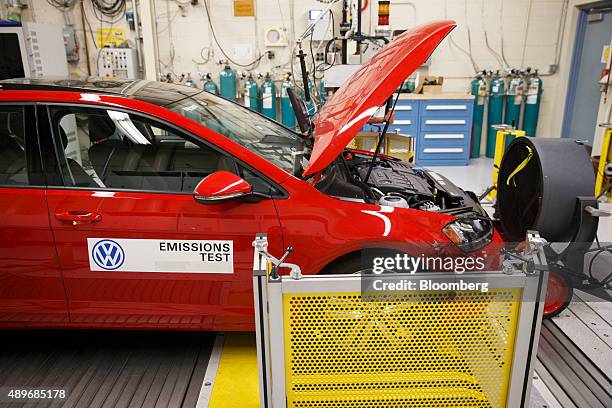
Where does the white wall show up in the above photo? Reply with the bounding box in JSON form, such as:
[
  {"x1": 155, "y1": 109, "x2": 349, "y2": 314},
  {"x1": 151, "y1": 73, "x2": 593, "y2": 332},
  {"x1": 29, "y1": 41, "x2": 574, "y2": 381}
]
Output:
[{"x1": 16, "y1": 0, "x2": 607, "y2": 150}]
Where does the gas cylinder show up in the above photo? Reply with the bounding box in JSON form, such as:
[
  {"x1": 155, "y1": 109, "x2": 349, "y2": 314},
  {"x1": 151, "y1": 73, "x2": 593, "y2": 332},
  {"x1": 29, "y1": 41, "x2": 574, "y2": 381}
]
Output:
[
  {"x1": 486, "y1": 71, "x2": 505, "y2": 158},
  {"x1": 260, "y1": 73, "x2": 277, "y2": 120},
  {"x1": 184, "y1": 73, "x2": 197, "y2": 88},
  {"x1": 318, "y1": 78, "x2": 327, "y2": 107},
  {"x1": 280, "y1": 73, "x2": 296, "y2": 129},
  {"x1": 301, "y1": 78, "x2": 316, "y2": 117},
  {"x1": 523, "y1": 69, "x2": 542, "y2": 137},
  {"x1": 470, "y1": 71, "x2": 488, "y2": 158},
  {"x1": 219, "y1": 62, "x2": 237, "y2": 101},
  {"x1": 504, "y1": 70, "x2": 525, "y2": 147},
  {"x1": 243, "y1": 73, "x2": 260, "y2": 111},
  {"x1": 201, "y1": 73, "x2": 218, "y2": 94}
]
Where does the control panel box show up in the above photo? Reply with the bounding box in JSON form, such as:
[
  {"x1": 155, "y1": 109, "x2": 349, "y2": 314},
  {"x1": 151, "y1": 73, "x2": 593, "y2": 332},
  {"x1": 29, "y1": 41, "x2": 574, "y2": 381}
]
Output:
[{"x1": 98, "y1": 48, "x2": 138, "y2": 79}]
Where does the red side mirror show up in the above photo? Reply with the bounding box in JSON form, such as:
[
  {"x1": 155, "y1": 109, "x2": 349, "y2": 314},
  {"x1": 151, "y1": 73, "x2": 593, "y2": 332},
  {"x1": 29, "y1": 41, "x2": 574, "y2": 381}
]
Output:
[{"x1": 193, "y1": 171, "x2": 252, "y2": 204}]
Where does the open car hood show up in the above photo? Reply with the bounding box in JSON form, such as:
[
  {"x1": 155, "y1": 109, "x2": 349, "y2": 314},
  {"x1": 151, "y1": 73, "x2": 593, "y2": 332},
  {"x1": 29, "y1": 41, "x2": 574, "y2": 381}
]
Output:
[{"x1": 303, "y1": 20, "x2": 456, "y2": 177}]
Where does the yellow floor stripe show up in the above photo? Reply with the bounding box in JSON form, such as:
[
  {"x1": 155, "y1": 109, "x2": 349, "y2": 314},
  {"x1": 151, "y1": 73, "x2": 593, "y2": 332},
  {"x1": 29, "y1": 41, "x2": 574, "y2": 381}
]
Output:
[{"x1": 209, "y1": 332, "x2": 260, "y2": 408}]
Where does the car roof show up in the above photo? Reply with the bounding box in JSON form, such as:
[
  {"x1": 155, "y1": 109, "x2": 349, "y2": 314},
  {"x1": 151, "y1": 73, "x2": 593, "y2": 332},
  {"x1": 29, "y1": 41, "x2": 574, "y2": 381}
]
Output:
[{"x1": 0, "y1": 77, "x2": 202, "y2": 106}]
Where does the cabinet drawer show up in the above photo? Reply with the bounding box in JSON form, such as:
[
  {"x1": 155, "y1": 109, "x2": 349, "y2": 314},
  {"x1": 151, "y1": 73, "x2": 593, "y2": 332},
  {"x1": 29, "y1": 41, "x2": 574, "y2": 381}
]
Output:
[
  {"x1": 420, "y1": 118, "x2": 469, "y2": 132},
  {"x1": 420, "y1": 100, "x2": 473, "y2": 117},
  {"x1": 395, "y1": 101, "x2": 418, "y2": 112},
  {"x1": 420, "y1": 132, "x2": 468, "y2": 148},
  {"x1": 393, "y1": 109, "x2": 418, "y2": 121},
  {"x1": 390, "y1": 123, "x2": 418, "y2": 136},
  {"x1": 416, "y1": 147, "x2": 469, "y2": 165}
]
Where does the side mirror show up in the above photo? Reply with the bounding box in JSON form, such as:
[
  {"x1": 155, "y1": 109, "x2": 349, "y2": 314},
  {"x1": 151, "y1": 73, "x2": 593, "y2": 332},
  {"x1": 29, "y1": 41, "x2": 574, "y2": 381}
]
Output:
[{"x1": 193, "y1": 171, "x2": 252, "y2": 204}]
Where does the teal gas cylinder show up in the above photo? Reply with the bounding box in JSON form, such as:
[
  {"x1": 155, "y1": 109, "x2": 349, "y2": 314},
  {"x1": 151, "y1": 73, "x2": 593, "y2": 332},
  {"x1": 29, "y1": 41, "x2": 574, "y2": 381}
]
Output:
[
  {"x1": 523, "y1": 69, "x2": 542, "y2": 137},
  {"x1": 504, "y1": 71, "x2": 525, "y2": 147},
  {"x1": 202, "y1": 73, "x2": 218, "y2": 94},
  {"x1": 280, "y1": 74, "x2": 296, "y2": 129},
  {"x1": 243, "y1": 73, "x2": 260, "y2": 111},
  {"x1": 318, "y1": 78, "x2": 327, "y2": 107},
  {"x1": 486, "y1": 71, "x2": 505, "y2": 158},
  {"x1": 219, "y1": 63, "x2": 237, "y2": 101},
  {"x1": 260, "y1": 73, "x2": 277, "y2": 120},
  {"x1": 470, "y1": 72, "x2": 487, "y2": 158},
  {"x1": 184, "y1": 73, "x2": 197, "y2": 88}
]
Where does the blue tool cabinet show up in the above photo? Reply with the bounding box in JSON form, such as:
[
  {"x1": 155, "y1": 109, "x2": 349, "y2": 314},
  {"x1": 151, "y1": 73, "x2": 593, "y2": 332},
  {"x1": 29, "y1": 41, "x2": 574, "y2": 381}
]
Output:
[{"x1": 367, "y1": 96, "x2": 474, "y2": 166}]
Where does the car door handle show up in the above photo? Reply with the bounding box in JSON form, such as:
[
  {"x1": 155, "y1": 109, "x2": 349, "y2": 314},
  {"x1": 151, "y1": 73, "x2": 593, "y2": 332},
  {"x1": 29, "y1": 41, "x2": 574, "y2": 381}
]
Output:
[{"x1": 54, "y1": 211, "x2": 102, "y2": 225}]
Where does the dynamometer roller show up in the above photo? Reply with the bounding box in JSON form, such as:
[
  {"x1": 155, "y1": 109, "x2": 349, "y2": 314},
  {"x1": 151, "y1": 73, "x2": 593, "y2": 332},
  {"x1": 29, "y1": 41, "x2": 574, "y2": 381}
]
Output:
[{"x1": 496, "y1": 137, "x2": 611, "y2": 316}]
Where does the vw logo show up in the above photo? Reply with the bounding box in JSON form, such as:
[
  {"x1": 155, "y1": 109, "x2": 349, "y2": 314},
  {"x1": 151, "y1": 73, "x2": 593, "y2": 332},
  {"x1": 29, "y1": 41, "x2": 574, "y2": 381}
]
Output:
[{"x1": 92, "y1": 239, "x2": 125, "y2": 270}]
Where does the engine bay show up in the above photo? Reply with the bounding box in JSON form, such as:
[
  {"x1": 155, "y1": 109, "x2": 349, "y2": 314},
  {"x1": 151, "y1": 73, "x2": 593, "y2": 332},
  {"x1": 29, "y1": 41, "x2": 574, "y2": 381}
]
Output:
[{"x1": 315, "y1": 150, "x2": 486, "y2": 217}]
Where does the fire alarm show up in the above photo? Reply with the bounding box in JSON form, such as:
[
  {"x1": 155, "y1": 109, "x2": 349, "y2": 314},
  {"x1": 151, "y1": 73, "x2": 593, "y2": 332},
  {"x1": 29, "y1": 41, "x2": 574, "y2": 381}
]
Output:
[{"x1": 265, "y1": 27, "x2": 288, "y2": 47}]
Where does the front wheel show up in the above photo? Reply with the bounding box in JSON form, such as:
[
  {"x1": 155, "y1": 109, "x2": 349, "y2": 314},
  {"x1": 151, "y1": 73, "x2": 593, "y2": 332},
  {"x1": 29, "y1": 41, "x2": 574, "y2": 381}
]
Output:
[{"x1": 543, "y1": 271, "x2": 573, "y2": 318}]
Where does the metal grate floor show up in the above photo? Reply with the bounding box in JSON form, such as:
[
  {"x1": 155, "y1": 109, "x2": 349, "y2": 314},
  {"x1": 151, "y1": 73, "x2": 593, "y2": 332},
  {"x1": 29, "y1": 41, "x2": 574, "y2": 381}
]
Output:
[{"x1": 0, "y1": 331, "x2": 213, "y2": 408}]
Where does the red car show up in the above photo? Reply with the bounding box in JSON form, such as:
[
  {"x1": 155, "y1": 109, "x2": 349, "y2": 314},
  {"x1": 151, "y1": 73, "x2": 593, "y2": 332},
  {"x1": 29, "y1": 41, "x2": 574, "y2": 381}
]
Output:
[{"x1": 0, "y1": 21, "x2": 508, "y2": 331}]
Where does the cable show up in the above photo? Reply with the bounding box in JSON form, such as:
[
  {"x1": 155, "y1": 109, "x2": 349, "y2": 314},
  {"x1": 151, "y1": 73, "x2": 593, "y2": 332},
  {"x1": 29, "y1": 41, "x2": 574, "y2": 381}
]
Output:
[
  {"x1": 82, "y1": 1, "x2": 99, "y2": 49},
  {"x1": 202, "y1": 0, "x2": 264, "y2": 68},
  {"x1": 444, "y1": 0, "x2": 479, "y2": 74},
  {"x1": 521, "y1": 0, "x2": 534, "y2": 69},
  {"x1": 586, "y1": 235, "x2": 612, "y2": 285},
  {"x1": 481, "y1": 0, "x2": 505, "y2": 69},
  {"x1": 91, "y1": 0, "x2": 125, "y2": 18},
  {"x1": 276, "y1": 0, "x2": 287, "y2": 30},
  {"x1": 46, "y1": 0, "x2": 78, "y2": 10},
  {"x1": 90, "y1": 0, "x2": 126, "y2": 24},
  {"x1": 499, "y1": 0, "x2": 511, "y2": 69},
  {"x1": 192, "y1": 46, "x2": 212, "y2": 65}
]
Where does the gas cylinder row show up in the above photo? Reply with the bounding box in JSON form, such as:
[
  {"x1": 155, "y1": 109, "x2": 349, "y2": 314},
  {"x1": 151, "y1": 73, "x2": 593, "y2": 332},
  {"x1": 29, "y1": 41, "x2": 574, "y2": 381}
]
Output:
[
  {"x1": 470, "y1": 68, "x2": 543, "y2": 158},
  {"x1": 174, "y1": 62, "x2": 326, "y2": 130}
]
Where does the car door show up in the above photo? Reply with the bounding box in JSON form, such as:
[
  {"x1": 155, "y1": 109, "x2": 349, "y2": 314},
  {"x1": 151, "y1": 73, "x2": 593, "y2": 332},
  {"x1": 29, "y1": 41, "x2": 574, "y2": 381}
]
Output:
[
  {"x1": 0, "y1": 104, "x2": 69, "y2": 324},
  {"x1": 40, "y1": 104, "x2": 282, "y2": 329}
]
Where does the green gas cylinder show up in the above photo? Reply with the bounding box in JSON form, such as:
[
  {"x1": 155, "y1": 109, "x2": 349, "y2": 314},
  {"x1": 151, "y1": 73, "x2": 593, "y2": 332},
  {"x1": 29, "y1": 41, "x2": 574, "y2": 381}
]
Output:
[
  {"x1": 470, "y1": 72, "x2": 487, "y2": 158},
  {"x1": 486, "y1": 71, "x2": 505, "y2": 158},
  {"x1": 504, "y1": 70, "x2": 525, "y2": 147},
  {"x1": 504, "y1": 71, "x2": 524, "y2": 129},
  {"x1": 219, "y1": 63, "x2": 236, "y2": 101},
  {"x1": 260, "y1": 73, "x2": 277, "y2": 120},
  {"x1": 202, "y1": 73, "x2": 218, "y2": 94},
  {"x1": 523, "y1": 69, "x2": 542, "y2": 137},
  {"x1": 281, "y1": 73, "x2": 296, "y2": 129},
  {"x1": 243, "y1": 73, "x2": 259, "y2": 112},
  {"x1": 319, "y1": 78, "x2": 327, "y2": 107}
]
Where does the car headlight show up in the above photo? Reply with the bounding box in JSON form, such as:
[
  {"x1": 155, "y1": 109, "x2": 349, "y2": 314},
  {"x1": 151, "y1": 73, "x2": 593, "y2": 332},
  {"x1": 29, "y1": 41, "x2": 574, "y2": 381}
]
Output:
[{"x1": 442, "y1": 217, "x2": 494, "y2": 252}]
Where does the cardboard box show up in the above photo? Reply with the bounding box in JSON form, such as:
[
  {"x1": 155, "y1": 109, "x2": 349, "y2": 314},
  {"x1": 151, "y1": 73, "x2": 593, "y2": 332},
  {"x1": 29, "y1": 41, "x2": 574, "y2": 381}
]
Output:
[{"x1": 419, "y1": 76, "x2": 444, "y2": 94}]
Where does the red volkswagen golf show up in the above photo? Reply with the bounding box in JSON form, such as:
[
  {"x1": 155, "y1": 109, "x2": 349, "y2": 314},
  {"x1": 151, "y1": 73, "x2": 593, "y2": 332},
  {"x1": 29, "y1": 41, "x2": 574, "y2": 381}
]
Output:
[{"x1": 0, "y1": 21, "x2": 509, "y2": 331}]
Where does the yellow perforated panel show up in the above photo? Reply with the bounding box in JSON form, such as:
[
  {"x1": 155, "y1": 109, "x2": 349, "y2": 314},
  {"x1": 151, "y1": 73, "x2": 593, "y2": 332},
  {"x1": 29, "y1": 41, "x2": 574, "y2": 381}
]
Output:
[{"x1": 283, "y1": 290, "x2": 521, "y2": 408}]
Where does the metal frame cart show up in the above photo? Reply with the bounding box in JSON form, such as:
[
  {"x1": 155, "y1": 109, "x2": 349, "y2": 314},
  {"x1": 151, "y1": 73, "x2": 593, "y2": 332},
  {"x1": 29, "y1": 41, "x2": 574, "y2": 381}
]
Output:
[{"x1": 252, "y1": 232, "x2": 548, "y2": 408}]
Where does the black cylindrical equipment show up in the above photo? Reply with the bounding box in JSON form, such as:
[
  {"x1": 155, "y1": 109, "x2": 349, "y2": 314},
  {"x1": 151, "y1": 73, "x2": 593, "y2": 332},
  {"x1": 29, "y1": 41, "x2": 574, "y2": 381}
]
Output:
[{"x1": 497, "y1": 138, "x2": 595, "y2": 242}]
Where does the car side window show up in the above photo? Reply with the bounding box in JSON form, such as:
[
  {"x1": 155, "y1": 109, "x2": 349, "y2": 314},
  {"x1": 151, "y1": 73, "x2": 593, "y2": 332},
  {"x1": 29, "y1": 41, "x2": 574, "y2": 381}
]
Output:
[
  {"x1": 48, "y1": 106, "x2": 239, "y2": 194},
  {"x1": 0, "y1": 106, "x2": 27, "y2": 186}
]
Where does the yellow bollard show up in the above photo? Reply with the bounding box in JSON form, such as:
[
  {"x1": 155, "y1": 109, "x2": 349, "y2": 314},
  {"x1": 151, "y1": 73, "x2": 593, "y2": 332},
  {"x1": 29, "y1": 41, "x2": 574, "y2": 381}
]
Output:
[
  {"x1": 487, "y1": 125, "x2": 526, "y2": 201},
  {"x1": 595, "y1": 124, "x2": 612, "y2": 201}
]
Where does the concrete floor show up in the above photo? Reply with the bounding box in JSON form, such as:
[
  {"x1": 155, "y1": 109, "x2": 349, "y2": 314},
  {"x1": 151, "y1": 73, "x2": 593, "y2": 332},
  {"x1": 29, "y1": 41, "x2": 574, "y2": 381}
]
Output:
[{"x1": 428, "y1": 157, "x2": 495, "y2": 199}]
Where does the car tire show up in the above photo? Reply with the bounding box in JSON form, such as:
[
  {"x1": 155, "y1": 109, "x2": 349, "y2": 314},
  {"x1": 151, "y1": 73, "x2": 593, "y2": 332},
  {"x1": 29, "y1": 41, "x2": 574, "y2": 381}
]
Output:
[
  {"x1": 320, "y1": 255, "x2": 366, "y2": 275},
  {"x1": 542, "y1": 270, "x2": 573, "y2": 319}
]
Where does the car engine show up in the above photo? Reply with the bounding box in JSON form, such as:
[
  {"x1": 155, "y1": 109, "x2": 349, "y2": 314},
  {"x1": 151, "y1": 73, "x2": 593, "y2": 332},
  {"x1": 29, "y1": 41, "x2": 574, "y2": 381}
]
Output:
[{"x1": 315, "y1": 150, "x2": 486, "y2": 217}]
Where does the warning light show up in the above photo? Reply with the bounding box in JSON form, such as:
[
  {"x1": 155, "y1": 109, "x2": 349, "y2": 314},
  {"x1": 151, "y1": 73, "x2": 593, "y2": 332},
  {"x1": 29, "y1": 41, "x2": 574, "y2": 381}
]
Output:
[{"x1": 377, "y1": 1, "x2": 390, "y2": 27}]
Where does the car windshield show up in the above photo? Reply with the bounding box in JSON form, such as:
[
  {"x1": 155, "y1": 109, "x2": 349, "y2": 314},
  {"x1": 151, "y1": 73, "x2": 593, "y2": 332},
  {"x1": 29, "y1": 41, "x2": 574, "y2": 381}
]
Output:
[{"x1": 166, "y1": 91, "x2": 303, "y2": 174}]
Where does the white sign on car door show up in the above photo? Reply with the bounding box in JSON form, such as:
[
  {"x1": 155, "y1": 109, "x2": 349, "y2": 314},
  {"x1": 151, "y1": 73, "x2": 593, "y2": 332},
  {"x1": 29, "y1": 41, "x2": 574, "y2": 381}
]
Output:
[{"x1": 87, "y1": 238, "x2": 234, "y2": 273}]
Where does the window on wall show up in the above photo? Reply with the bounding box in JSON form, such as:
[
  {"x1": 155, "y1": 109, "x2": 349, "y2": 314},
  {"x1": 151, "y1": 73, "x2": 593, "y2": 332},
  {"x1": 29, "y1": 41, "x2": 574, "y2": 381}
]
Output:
[
  {"x1": 0, "y1": 106, "x2": 27, "y2": 186},
  {"x1": 48, "y1": 106, "x2": 239, "y2": 193}
]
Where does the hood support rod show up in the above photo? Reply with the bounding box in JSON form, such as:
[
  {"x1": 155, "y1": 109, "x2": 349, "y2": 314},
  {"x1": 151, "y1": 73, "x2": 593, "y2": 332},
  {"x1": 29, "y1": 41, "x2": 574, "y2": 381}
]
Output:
[{"x1": 363, "y1": 90, "x2": 402, "y2": 184}]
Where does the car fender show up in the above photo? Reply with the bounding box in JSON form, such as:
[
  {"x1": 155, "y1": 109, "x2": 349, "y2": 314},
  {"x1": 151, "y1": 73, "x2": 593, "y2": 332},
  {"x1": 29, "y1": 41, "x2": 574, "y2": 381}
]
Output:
[{"x1": 274, "y1": 177, "x2": 503, "y2": 275}]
